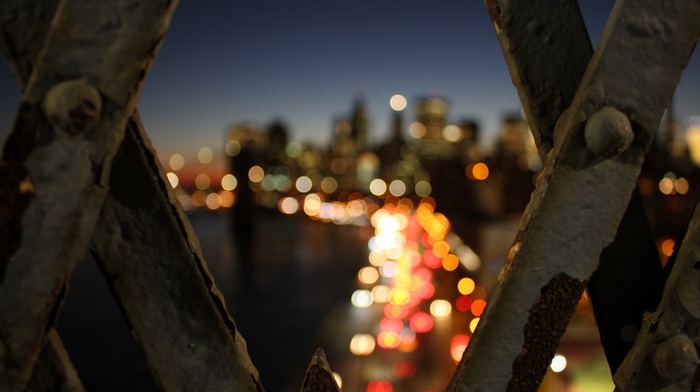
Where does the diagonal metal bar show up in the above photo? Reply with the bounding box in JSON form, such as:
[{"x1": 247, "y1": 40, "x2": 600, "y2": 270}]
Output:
[
  {"x1": 0, "y1": 1, "x2": 177, "y2": 390},
  {"x1": 486, "y1": 0, "x2": 666, "y2": 374},
  {"x1": 90, "y1": 112, "x2": 265, "y2": 391},
  {"x1": 447, "y1": 0, "x2": 700, "y2": 390},
  {"x1": 0, "y1": 0, "x2": 59, "y2": 92},
  {"x1": 485, "y1": 0, "x2": 592, "y2": 158},
  {"x1": 1, "y1": 4, "x2": 84, "y2": 389},
  {"x1": 24, "y1": 330, "x2": 84, "y2": 392},
  {"x1": 613, "y1": 201, "x2": 700, "y2": 391},
  {"x1": 299, "y1": 348, "x2": 341, "y2": 392},
  {"x1": 1, "y1": 1, "x2": 265, "y2": 390}
]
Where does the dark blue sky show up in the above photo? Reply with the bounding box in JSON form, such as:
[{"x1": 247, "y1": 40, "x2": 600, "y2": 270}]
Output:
[{"x1": 1, "y1": 1, "x2": 698, "y2": 161}]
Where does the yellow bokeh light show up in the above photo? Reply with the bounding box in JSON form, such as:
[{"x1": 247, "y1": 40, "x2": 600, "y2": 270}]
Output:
[
  {"x1": 432, "y1": 240, "x2": 450, "y2": 258},
  {"x1": 676, "y1": 177, "x2": 689, "y2": 194},
  {"x1": 458, "y1": 277, "x2": 475, "y2": 295},
  {"x1": 469, "y1": 317, "x2": 480, "y2": 333},
  {"x1": 388, "y1": 288, "x2": 411, "y2": 306},
  {"x1": 442, "y1": 254, "x2": 459, "y2": 271}
]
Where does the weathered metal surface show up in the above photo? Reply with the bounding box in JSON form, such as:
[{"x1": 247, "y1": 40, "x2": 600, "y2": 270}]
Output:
[
  {"x1": 613, "y1": 202, "x2": 700, "y2": 391},
  {"x1": 0, "y1": 0, "x2": 59, "y2": 91},
  {"x1": 485, "y1": 0, "x2": 592, "y2": 159},
  {"x1": 447, "y1": 0, "x2": 700, "y2": 390},
  {"x1": 299, "y1": 348, "x2": 341, "y2": 392},
  {"x1": 0, "y1": 1, "x2": 177, "y2": 390},
  {"x1": 484, "y1": 0, "x2": 666, "y2": 376},
  {"x1": 24, "y1": 330, "x2": 85, "y2": 392},
  {"x1": 1, "y1": 1, "x2": 264, "y2": 390},
  {"x1": 90, "y1": 112, "x2": 264, "y2": 391},
  {"x1": 0, "y1": 2, "x2": 83, "y2": 388}
]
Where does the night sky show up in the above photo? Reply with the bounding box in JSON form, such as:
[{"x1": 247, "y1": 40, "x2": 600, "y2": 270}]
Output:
[{"x1": 0, "y1": 1, "x2": 698, "y2": 165}]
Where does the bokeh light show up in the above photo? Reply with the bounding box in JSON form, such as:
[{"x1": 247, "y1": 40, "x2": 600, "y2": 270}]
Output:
[
  {"x1": 458, "y1": 277, "x2": 476, "y2": 295},
  {"x1": 430, "y1": 299, "x2": 452, "y2": 317},
  {"x1": 296, "y1": 176, "x2": 312, "y2": 193},
  {"x1": 358, "y1": 267, "x2": 380, "y2": 285},
  {"x1": 471, "y1": 299, "x2": 487, "y2": 317},
  {"x1": 169, "y1": 154, "x2": 184, "y2": 170},
  {"x1": 195, "y1": 173, "x2": 210, "y2": 190},
  {"x1": 278, "y1": 197, "x2": 299, "y2": 214},
  {"x1": 248, "y1": 166, "x2": 264, "y2": 182},
  {"x1": 166, "y1": 172, "x2": 179, "y2": 188},
  {"x1": 389, "y1": 94, "x2": 407, "y2": 111},
  {"x1": 197, "y1": 147, "x2": 213, "y2": 164},
  {"x1": 350, "y1": 334, "x2": 376, "y2": 356},
  {"x1": 369, "y1": 179, "x2": 387, "y2": 196},
  {"x1": 351, "y1": 290, "x2": 373, "y2": 308},
  {"x1": 221, "y1": 174, "x2": 237, "y2": 191},
  {"x1": 450, "y1": 334, "x2": 470, "y2": 362},
  {"x1": 550, "y1": 354, "x2": 567, "y2": 373}
]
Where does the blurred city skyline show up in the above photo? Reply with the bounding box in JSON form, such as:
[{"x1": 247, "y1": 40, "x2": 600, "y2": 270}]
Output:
[{"x1": 0, "y1": 1, "x2": 698, "y2": 168}]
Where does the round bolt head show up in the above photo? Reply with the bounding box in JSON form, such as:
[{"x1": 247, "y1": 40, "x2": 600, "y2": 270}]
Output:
[
  {"x1": 43, "y1": 79, "x2": 102, "y2": 135},
  {"x1": 584, "y1": 106, "x2": 633, "y2": 158}
]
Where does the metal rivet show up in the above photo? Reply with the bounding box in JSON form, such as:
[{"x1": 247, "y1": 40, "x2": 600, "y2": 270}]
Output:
[
  {"x1": 651, "y1": 334, "x2": 699, "y2": 381},
  {"x1": 43, "y1": 80, "x2": 102, "y2": 135},
  {"x1": 584, "y1": 107, "x2": 633, "y2": 158}
]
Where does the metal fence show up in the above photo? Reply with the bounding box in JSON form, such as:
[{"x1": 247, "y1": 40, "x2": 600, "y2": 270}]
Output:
[{"x1": 0, "y1": 1, "x2": 698, "y2": 391}]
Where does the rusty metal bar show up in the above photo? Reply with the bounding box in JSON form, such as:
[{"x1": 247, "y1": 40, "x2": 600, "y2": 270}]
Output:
[
  {"x1": 486, "y1": 0, "x2": 592, "y2": 158},
  {"x1": 0, "y1": 0, "x2": 59, "y2": 92},
  {"x1": 613, "y1": 202, "x2": 700, "y2": 390},
  {"x1": 24, "y1": 330, "x2": 85, "y2": 392},
  {"x1": 447, "y1": 0, "x2": 700, "y2": 390},
  {"x1": 299, "y1": 349, "x2": 341, "y2": 392},
  {"x1": 485, "y1": 0, "x2": 666, "y2": 374},
  {"x1": 90, "y1": 112, "x2": 264, "y2": 391},
  {"x1": 1, "y1": 1, "x2": 264, "y2": 390},
  {"x1": 0, "y1": 1, "x2": 177, "y2": 390}
]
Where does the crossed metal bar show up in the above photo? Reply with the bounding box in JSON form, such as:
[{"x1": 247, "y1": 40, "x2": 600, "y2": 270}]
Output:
[
  {"x1": 0, "y1": 1, "x2": 272, "y2": 391},
  {"x1": 448, "y1": 0, "x2": 700, "y2": 391},
  {"x1": 0, "y1": 0, "x2": 698, "y2": 391}
]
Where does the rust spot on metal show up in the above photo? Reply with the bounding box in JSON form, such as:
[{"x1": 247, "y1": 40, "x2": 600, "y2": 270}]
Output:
[
  {"x1": 485, "y1": 0, "x2": 503, "y2": 32},
  {"x1": 506, "y1": 273, "x2": 586, "y2": 392}
]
